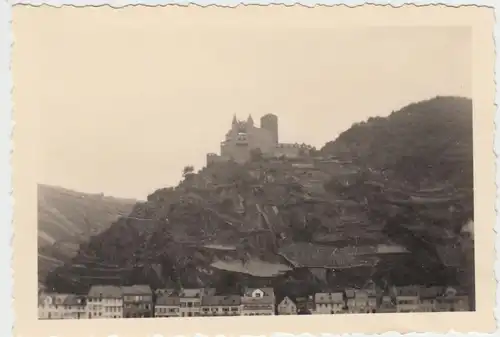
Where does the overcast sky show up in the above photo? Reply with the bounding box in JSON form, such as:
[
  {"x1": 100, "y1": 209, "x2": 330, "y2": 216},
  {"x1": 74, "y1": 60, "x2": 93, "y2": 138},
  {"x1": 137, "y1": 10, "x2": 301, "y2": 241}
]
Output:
[{"x1": 13, "y1": 7, "x2": 471, "y2": 200}]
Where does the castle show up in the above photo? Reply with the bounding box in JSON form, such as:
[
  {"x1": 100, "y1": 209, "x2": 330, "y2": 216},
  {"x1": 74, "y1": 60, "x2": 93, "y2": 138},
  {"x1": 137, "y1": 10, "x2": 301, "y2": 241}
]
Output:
[{"x1": 207, "y1": 114, "x2": 307, "y2": 165}]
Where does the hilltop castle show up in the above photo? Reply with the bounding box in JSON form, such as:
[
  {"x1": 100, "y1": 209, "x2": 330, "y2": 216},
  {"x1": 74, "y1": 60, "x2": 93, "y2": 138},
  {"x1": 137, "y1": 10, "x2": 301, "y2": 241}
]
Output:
[{"x1": 207, "y1": 114, "x2": 307, "y2": 165}]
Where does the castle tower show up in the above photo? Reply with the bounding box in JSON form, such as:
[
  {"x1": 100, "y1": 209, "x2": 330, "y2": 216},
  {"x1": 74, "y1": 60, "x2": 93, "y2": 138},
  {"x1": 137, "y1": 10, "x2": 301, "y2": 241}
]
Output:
[
  {"x1": 247, "y1": 114, "x2": 254, "y2": 127},
  {"x1": 232, "y1": 114, "x2": 238, "y2": 126},
  {"x1": 260, "y1": 114, "x2": 279, "y2": 144}
]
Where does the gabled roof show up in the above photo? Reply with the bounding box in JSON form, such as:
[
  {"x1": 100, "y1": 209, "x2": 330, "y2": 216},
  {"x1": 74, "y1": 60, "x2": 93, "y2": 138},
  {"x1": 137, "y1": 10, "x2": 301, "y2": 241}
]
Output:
[
  {"x1": 62, "y1": 294, "x2": 86, "y2": 306},
  {"x1": 179, "y1": 288, "x2": 216, "y2": 298},
  {"x1": 279, "y1": 296, "x2": 297, "y2": 306},
  {"x1": 419, "y1": 286, "x2": 444, "y2": 299},
  {"x1": 314, "y1": 292, "x2": 344, "y2": 304},
  {"x1": 243, "y1": 287, "x2": 275, "y2": 297},
  {"x1": 155, "y1": 288, "x2": 176, "y2": 296},
  {"x1": 396, "y1": 285, "x2": 420, "y2": 297},
  {"x1": 88, "y1": 285, "x2": 123, "y2": 298},
  {"x1": 38, "y1": 293, "x2": 69, "y2": 306},
  {"x1": 354, "y1": 290, "x2": 369, "y2": 299},
  {"x1": 202, "y1": 295, "x2": 241, "y2": 306},
  {"x1": 156, "y1": 294, "x2": 181, "y2": 306},
  {"x1": 121, "y1": 285, "x2": 152, "y2": 296},
  {"x1": 345, "y1": 289, "x2": 356, "y2": 298}
]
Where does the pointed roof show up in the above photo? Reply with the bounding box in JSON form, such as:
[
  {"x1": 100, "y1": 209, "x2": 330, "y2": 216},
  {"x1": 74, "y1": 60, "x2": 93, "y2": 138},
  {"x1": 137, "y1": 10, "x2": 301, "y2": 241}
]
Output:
[
  {"x1": 247, "y1": 114, "x2": 254, "y2": 124},
  {"x1": 232, "y1": 114, "x2": 237, "y2": 125}
]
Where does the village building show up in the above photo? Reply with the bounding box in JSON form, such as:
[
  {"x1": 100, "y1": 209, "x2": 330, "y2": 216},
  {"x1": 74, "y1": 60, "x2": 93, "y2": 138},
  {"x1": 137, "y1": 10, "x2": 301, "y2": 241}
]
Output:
[
  {"x1": 178, "y1": 288, "x2": 216, "y2": 317},
  {"x1": 154, "y1": 288, "x2": 176, "y2": 297},
  {"x1": 38, "y1": 293, "x2": 83, "y2": 320},
  {"x1": 241, "y1": 287, "x2": 275, "y2": 316},
  {"x1": 200, "y1": 295, "x2": 241, "y2": 316},
  {"x1": 344, "y1": 289, "x2": 356, "y2": 312},
  {"x1": 61, "y1": 294, "x2": 87, "y2": 319},
  {"x1": 277, "y1": 296, "x2": 297, "y2": 315},
  {"x1": 294, "y1": 296, "x2": 315, "y2": 314},
  {"x1": 435, "y1": 287, "x2": 470, "y2": 312},
  {"x1": 86, "y1": 285, "x2": 123, "y2": 319},
  {"x1": 353, "y1": 290, "x2": 377, "y2": 313},
  {"x1": 122, "y1": 285, "x2": 153, "y2": 318},
  {"x1": 394, "y1": 285, "x2": 420, "y2": 313},
  {"x1": 155, "y1": 294, "x2": 180, "y2": 318},
  {"x1": 314, "y1": 292, "x2": 344, "y2": 314},
  {"x1": 418, "y1": 286, "x2": 443, "y2": 312},
  {"x1": 377, "y1": 295, "x2": 397, "y2": 313}
]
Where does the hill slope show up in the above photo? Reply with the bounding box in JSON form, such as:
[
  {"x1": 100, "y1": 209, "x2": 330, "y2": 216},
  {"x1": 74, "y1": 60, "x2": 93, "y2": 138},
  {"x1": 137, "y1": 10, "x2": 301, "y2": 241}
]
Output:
[
  {"x1": 38, "y1": 184, "x2": 136, "y2": 283},
  {"x1": 45, "y1": 96, "x2": 474, "y2": 302}
]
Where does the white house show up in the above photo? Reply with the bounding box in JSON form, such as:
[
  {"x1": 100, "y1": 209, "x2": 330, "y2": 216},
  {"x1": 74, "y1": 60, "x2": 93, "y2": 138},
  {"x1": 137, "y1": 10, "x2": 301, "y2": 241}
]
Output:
[
  {"x1": 277, "y1": 296, "x2": 297, "y2": 315},
  {"x1": 314, "y1": 292, "x2": 344, "y2": 314},
  {"x1": 86, "y1": 285, "x2": 123, "y2": 319},
  {"x1": 201, "y1": 295, "x2": 241, "y2": 316},
  {"x1": 38, "y1": 293, "x2": 86, "y2": 319},
  {"x1": 241, "y1": 287, "x2": 275, "y2": 316},
  {"x1": 394, "y1": 286, "x2": 420, "y2": 313}
]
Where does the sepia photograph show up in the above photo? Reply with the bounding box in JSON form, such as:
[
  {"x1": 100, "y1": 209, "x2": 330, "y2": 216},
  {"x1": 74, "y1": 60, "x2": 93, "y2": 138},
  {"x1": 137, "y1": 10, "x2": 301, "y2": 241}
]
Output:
[{"x1": 11, "y1": 4, "x2": 496, "y2": 336}]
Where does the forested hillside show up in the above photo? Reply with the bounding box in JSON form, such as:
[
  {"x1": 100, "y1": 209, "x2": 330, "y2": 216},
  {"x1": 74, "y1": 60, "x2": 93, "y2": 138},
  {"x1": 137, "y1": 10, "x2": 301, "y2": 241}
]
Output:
[{"x1": 38, "y1": 184, "x2": 136, "y2": 283}]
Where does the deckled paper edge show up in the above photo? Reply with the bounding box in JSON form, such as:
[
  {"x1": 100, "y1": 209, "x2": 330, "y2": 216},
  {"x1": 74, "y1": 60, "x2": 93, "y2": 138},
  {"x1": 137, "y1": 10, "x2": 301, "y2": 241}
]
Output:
[{"x1": 3, "y1": 1, "x2": 498, "y2": 337}]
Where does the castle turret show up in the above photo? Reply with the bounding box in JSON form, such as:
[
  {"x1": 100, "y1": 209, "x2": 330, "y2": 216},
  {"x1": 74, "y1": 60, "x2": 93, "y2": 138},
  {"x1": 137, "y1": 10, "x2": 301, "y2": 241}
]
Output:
[
  {"x1": 247, "y1": 114, "x2": 254, "y2": 127},
  {"x1": 232, "y1": 114, "x2": 237, "y2": 126},
  {"x1": 260, "y1": 114, "x2": 279, "y2": 144}
]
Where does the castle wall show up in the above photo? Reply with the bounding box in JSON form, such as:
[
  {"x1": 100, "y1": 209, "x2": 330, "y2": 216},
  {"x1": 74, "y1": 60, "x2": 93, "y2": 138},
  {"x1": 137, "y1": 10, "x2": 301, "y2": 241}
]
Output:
[
  {"x1": 273, "y1": 143, "x2": 302, "y2": 159},
  {"x1": 220, "y1": 138, "x2": 251, "y2": 164},
  {"x1": 247, "y1": 126, "x2": 276, "y2": 154},
  {"x1": 207, "y1": 153, "x2": 231, "y2": 166}
]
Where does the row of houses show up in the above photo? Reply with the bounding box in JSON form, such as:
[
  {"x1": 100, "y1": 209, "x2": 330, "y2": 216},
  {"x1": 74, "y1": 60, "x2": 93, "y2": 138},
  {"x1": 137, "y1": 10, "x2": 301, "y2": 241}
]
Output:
[
  {"x1": 278, "y1": 285, "x2": 469, "y2": 315},
  {"x1": 38, "y1": 286, "x2": 276, "y2": 319},
  {"x1": 38, "y1": 284, "x2": 470, "y2": 320},
  {"x1": 38, "y1": 285, "x2": 153, "y2": 320}
]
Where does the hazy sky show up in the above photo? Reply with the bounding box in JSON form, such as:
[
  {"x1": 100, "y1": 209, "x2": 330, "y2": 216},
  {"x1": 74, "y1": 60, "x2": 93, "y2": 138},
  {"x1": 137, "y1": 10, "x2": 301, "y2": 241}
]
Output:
[{"x1": 13, "y1": 8, "x2": 471, "y2": 199}]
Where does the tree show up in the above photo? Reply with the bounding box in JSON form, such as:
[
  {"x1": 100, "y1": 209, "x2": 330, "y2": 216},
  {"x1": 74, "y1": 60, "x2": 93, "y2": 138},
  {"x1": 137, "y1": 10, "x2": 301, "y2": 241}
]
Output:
[{"x1": 182, "y1": 165, "x2": 195, "y2": 178}]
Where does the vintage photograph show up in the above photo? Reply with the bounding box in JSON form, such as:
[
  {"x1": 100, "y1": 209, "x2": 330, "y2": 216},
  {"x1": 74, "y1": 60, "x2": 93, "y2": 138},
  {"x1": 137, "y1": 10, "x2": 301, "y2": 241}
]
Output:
[{"x1": 11, "y1": 4, "x2": 496, "y2": 336}]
